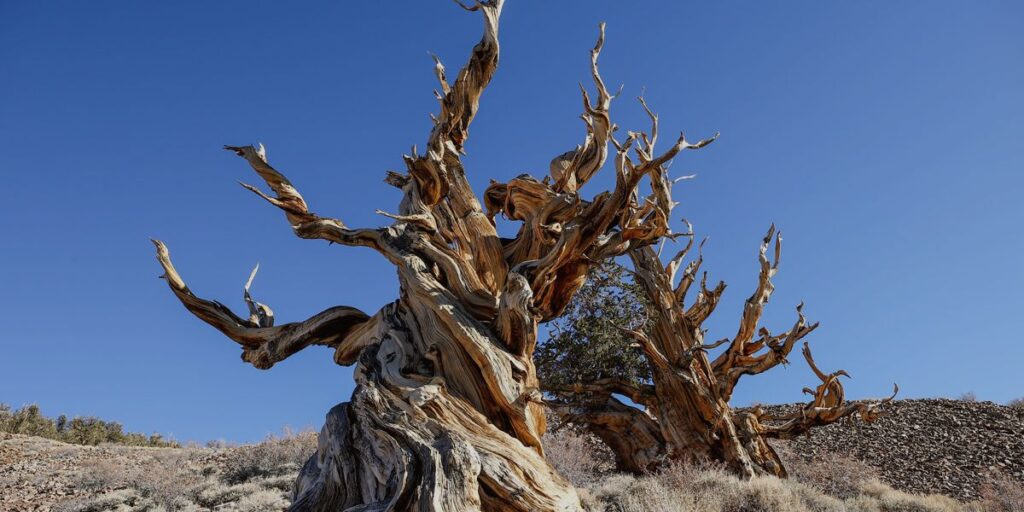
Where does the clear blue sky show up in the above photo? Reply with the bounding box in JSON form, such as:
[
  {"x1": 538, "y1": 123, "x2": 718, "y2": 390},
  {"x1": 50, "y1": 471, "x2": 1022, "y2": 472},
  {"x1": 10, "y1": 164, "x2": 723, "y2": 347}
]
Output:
[{"x1": 1, "y1": 1, "x2": 1021, "y2": 443}]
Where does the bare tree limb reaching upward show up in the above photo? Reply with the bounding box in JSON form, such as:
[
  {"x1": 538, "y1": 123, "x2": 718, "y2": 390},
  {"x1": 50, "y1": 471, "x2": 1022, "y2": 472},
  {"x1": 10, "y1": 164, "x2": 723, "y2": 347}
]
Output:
[
  {"x1": 540, "y1": 159, "x2": 897, "y2": 477},
  {"x1": 151, "y1": 3, "x2": 720, "y2": 510}
]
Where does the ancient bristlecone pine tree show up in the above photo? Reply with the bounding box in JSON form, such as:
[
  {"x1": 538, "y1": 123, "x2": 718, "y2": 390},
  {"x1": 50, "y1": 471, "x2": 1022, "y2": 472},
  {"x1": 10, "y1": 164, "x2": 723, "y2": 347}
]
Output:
[
  {"x1": 151, "y1": 2, "x2": 715, "y2": 511},
  {"x1": 543, "y1": 220, "x2": 898, "y2": 477}
]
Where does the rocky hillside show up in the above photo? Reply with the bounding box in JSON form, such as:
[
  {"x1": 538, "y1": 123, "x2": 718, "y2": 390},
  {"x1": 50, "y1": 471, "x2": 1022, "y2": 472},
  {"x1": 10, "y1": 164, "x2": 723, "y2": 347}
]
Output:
[
  {"x1": 0, "y1": 431, "x2": 304, "y2": 512},
  {"x1": 767, "y1": 398, "x2": 1024, "y2": 501},
  {"x1": 2, "y1": 399, "x2": 1022, "y2": 511}
]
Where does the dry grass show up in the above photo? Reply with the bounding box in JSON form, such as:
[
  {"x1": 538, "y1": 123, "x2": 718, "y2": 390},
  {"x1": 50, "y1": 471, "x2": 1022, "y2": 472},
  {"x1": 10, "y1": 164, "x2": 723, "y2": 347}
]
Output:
[
  {"x1": 976, "y1": 471, "x2": 1024, "y2": 512},
  {"x1": 544, "y1": 429, "x2": 1022, "y2": 512},
  {"x1": 47, "y1": 426, "x2": 1024, "y2": 511},
  {"x1": 543, "y1": 427, "x2": 615, "y2": 487},
  {"x1": 577, "y1": 463, "x2": 980, "y2": 512},
  {"x1": 221, "y1": 427, "x2": 318, "y2": 484},
  {"x1": 776, "y1": 442, "x2": 882, "y2": 499},
  {"x1": 54, "y1": 429, "x2": 316, "y2": 512}
]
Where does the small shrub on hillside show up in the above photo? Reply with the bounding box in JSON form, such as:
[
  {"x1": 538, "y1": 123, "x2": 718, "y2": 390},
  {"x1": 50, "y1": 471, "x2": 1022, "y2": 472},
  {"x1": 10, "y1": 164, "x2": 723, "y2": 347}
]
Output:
[
  {"x1": 63, "y1": 452, "x2": 204, "y2": 511},
  {"x1": 977, "y1": 471, "x2": 1024, "y2": 512},
  {"x1": 580, "y1": 463, "x2": 849, "y2": 512},
  {"x1": 542, "y1": 427, "x2": 614, "y2": 487},
  {"x1": 4, "y1": 404, "x2": 59, "y2": 438},
  {"x1": 959, "y1": 391, "x2": 978, "y2": 402},
  {"x1": 857, "y1": 478, "x2": 965, "y2": 511},
  {"x1": 1007, "y1": 397, "x2": 1024, "y2": 409},
  {"x1": 195, "y1": 481, "x2": 263, "y2": 508},
  {"x1": 221, "y1": 427, "x2": 318, "y2": 484},
  {"x1": 234, "y1": 489, "x2": 290, "y2": 512},
  {"x1": 0, "y1": 403, "x2": 176, "y2": 447},
  {"x1": 775, "y1": 442, "x2": 881, "y2": 499},
  {"x1": 575, "y1": 456, "x2": 971, "y2": 512},
  {"x1": 131, "y1": 452, "x2": 204, "y2": 509},
  {"x1": 63, "y1": 446, "x2": 293, "y2": 512},
  {"x1": 75, "y1": 458, "x2": 129, "y2": 491}
]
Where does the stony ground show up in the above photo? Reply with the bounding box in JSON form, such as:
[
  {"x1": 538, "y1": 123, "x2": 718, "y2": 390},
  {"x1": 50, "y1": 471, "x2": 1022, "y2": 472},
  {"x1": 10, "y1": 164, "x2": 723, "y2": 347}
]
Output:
[
  {"x1": 765, "y1": 399, "x2": 1024, "y2": 501},
  {"x1": 0, "y1": 431, "x2": 295, "y2": 512},
  {"x1": 0, "y1": 432, "x2": 203, "y2": 511},
  {"x1": 1, "y1": 433, "x2": 86, "y2": 510},
  {"x1": 2, "y1": 399, "x2": 1022, "y2": 511}
]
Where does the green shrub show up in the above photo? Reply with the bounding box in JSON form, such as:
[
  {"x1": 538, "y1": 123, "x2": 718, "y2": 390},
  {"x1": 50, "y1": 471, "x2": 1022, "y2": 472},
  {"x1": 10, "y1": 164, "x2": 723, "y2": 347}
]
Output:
[
  {"x1": 8, "y1": 404, "x2": 58, "y2": 438},
  {"x1": 0, "y1": 402, "x2": 176, "y2": 447}
]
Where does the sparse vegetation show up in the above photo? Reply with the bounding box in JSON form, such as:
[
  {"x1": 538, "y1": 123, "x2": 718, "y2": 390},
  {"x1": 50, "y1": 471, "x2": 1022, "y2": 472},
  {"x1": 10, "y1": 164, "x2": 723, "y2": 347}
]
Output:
[
  {"x1": 1007, "y1": 397, "x2": 1024, "y2": 409},
  {"x1": 977, "y1": 471, "x2": 1024, "y2": 512},
  {"x1": 1, "y1": 421, "x2": 1019, "y2": 511},
  {"x1": 52, "y1": 430, "x2": 315, "y2": 512},
  {"x1": 543, "y1": 424, "x2": 1024, "y2": 512},
  {"x1": 575, "y1": 461, "x2": 979, "y2": 512},
  {"x1": 221, "y1": 427, "x2": 317, "y2": 484},
  {"x1": 775, "y1": 443, "x2": 882, "y2": 500},
  {"x1": 959, "y1": 391, "x2": 978, "y2": 402},
  {"x1": 543, "y1": 426, "x2": 615, "y2": 488},
  {"x1": 0, "y1": 403, "x2": 176, "y2": 447}
]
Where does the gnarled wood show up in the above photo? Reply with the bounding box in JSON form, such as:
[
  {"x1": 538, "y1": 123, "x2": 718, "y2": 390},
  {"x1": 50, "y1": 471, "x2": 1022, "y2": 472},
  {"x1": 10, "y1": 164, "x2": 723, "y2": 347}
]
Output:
[
  {"x1": 545, "y1": 97, "x2": 896, "y2": 479},
  {"x1": 151, "y1": 3, "x2": 710, "y2": 510}
]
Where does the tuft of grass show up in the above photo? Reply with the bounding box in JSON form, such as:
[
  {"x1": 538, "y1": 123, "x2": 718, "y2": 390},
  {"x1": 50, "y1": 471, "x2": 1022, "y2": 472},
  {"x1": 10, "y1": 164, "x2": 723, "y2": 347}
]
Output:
[
  {"x1": 575, "y1": 462, "x2": 975, "y2": 512},
  {"x1": 542, "y1": 427, "x2": 614, "y2": 487},
  {"x1": 221, "y1": 427, "x2": 318, "y2": 484},
  {"x1": 776, "y1": 442, "x2": 881, "y2": 500},
  {"x1": 541, "y1": 434, "x2": 1017, "y2": 512},
  {"x1": 53, "y1": 424, "x2": 1024, "y2": 512},
  {"x1": 976, "y1": 471, "x2": 1024, "y2": 512},
  {"x1": 54, "y1": 429, "x2": 313, "y2": 512}
]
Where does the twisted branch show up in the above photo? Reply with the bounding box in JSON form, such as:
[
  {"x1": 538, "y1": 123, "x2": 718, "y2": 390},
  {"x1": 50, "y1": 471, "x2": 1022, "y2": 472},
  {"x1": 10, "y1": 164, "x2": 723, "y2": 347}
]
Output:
[
  {"x1": 758, "y1": 343, "x2": 899, "y2": 439},
  {"x1": 152, "y1": 240, "x2": 374, "y2": 369}
]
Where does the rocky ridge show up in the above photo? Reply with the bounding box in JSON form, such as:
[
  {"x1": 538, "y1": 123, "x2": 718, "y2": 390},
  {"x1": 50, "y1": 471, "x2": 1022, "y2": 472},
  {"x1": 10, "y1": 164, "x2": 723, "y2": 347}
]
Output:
[{"x1": 766, "y1": 398, "x2": 1024, "y2": 501}]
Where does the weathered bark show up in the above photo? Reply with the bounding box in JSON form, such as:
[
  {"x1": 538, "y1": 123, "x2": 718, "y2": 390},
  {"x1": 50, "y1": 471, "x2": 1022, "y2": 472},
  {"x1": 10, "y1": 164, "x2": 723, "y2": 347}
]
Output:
[
  {"x1": 152, "y1": 3, "x2": 705, "y2": 510},
  {"x1": 546, "y1": 103, "x2": 897, "y2": 478}
]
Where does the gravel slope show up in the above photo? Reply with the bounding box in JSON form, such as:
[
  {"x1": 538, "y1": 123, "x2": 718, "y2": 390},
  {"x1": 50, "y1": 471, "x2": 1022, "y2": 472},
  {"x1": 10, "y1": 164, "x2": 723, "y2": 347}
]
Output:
[
  {"x1": 767, "y1": 399, "x2": 1024, "y2": 501},
  {"x1": 3, "y1": 399, "x2": 1023, "y2": 509}
]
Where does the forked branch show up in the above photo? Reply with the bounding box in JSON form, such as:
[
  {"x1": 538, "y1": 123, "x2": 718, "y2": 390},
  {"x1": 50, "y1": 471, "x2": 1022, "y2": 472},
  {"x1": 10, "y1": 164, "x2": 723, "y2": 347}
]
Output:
[
  {"x1": 758, "y1": 343, "x2": 899, "y2": 439},
  {"x1": 224, "y1": 144, "x2": 392, "y2": 256},
  {"x1": 549, "y1": 22, "x2": 615, "y2": 194},
  {"x1": 152, "y1": 239, "x2": 374, "y2": 369}
]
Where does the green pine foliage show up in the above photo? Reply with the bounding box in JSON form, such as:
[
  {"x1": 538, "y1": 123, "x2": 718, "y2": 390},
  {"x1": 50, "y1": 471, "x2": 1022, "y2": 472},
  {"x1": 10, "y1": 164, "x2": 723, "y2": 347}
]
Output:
[
  {"x1": 536, "y1": 260, "x2": 651, "y2": 391},
  {"x1": 0, "y1": 402, "x2": 177, "y2": 447}
]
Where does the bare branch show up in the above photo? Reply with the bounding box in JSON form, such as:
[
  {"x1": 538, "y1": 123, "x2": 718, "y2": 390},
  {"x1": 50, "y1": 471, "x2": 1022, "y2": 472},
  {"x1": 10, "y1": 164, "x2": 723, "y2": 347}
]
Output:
[
  {"x1": 546, "y1": 395, "x2": 666, "y2": 474},
  {"x1": 758, "y1": 344, "x2": 899, "y2": 439},
  {"x1": 225, "y1": 144, "x2": 392, "y2": 254},
  {"x1": 403, "y1": 0, "x2": 508, "y2": 293},
  {"x1": 243, "y1": 263, "x2": 274, "y2": 327},
  {"x1": 716, "y1": 303, "x2": 820, "y2": 401},
  {"x1": 544, "y1": 378, "x2": 657, "y2": 408},
  {"x1": 152, "y1": 239, "x2": 373, "y2": 369},
  {"x1": 711, "y1": 225, "x2": 782, "y2": 372},
  {"x1": 549, "y1": 23, "x2": 614, "y2": 194},
  {"x1": 675, "y1": 237, "x2": 708, "y2": 304}
]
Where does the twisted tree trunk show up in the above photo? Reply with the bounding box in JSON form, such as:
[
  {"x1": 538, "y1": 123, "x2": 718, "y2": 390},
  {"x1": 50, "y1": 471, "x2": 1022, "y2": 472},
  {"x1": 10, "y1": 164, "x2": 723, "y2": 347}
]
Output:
[
  {"x1": 549, "y1": 223, "x2": 898, "y2": 478},
  {"x1": 152, "y1": 2, "x2": 709, "y2": 510},
  {"x1": 540, "y1": 89, "x2": 897, "y2": 477}
]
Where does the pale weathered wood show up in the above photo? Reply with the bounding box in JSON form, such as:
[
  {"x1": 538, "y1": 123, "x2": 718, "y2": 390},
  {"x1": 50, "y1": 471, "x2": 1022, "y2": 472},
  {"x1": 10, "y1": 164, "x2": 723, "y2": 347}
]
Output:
[
  {"x1": 151, "y1": 2, "x2": 715, "y2": 510},
  {"x1": 547, "y1": 158, "x2": 898, "y2": 477}
]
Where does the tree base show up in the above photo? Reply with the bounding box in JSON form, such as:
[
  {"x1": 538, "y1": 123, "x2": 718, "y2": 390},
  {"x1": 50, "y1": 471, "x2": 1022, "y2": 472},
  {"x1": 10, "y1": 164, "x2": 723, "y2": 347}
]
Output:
[{"x1": 290, "y1": 348, "x2": 581, "y2": 512}]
